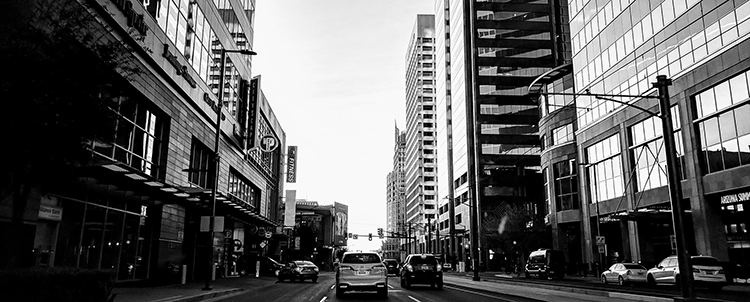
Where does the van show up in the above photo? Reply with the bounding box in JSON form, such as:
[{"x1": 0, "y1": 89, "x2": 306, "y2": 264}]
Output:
[{"x1": 525, "y1": 249, "x2": 566, "y2": 279}]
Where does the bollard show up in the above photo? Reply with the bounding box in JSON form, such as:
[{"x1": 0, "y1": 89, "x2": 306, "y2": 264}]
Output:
[
  {"x1": 255, "y1": 261, "x2": 260, "y2": 278},
  {"x1": 182, "y1": 265, "x2": 187, "y2": 284}
]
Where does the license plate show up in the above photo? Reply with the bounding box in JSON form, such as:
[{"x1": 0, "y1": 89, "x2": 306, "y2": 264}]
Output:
[
  {"x1": 421, "y1": 265, "x2": 429, "y2": 270},
  {"x1": 357, "y1": 270, "x2": 369, "y2": 276}
]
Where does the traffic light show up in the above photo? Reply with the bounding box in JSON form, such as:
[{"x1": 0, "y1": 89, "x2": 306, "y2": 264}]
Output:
[
  {"x1": 368, "y1": 233, "x2": 373, "y2": 241},
  {"x1": 377, "y1": 228, "x2": 384, "y2": 239}
]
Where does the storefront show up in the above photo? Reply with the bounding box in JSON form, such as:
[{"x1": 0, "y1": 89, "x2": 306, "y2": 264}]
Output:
[{"x1": 718, "y1": 190, "x2": 750, "y2": 265}]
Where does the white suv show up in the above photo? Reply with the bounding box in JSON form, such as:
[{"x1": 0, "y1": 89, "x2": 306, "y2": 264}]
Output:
[
  {"x1": 335, "y1": 252, "x2": 388, "y2": 298},
  {"x1": 646, "y1": 255, "x2": 726, "y2": 290}
]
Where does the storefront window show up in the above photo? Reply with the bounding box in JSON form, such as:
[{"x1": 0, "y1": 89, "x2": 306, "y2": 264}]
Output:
[{"x1": 53, "y1": 197, "x2": 150, "y2": 281}]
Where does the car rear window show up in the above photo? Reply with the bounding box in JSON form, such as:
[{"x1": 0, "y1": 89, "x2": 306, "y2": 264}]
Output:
[
  {"x1": 623, "y1": 264, "x2": 645, "y2": 270},
  {"x1": 342, "y1": 254, "x2": 381, "y2": 263},
  {"x1": 692, "y1": 257, "x2": 720, "y2": 266},
  {"x1": 409, "y1": 256, "x2": 437, "y2": 265},
  {"x1": 295, "y1": 261, "x2": 314, "y2": 266}
]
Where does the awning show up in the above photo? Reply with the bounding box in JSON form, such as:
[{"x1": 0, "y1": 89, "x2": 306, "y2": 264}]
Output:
[{"x1": 526, "y1": 63, "x2": 574, "y2": 99}]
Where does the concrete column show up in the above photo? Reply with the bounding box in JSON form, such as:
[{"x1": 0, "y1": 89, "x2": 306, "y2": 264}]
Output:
[{"x1": 627, "y1": 221, "x2": 641, "y2": 263}]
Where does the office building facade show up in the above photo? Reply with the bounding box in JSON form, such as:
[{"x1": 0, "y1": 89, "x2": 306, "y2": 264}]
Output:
[
  {"x1": 563, "y1": 0, "x2": 750, "y2": 268},
  {"x1": 434, "y1": 0, "x2": 569, "y2": 270},
  {"x1": 385, "y1": 126, "x2": 407, "y2": 260},
  {"x1": 2, "y1": 0, "x2": 286, "y2": 284},
  {"x1": 404, "y1": 14, "x2": 439, "y2": 254}
]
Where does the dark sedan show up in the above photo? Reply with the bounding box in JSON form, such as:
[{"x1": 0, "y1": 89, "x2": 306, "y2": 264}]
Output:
[
  {"x1": 383, "y1": 259, "x2": 399, "y2": 275},
  {"x1": 278, "y1": 260, "x2": 319, "y2": 282}
]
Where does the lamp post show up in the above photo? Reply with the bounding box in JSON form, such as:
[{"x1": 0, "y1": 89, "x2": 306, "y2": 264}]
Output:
[
  {"x1": 529, "y1": 74, "x2": 693, "y2": 300},
  {"x1": 203, "y1": 48, "x2": 256, "y2": 291},
  {"x1": 583, "y1": 163, "x2": 604, "y2": 274}
]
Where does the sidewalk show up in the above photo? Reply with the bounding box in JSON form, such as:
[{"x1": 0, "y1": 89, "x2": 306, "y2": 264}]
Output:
[{"x1": 113, "y1": 275, "x2": 278, "y2": 302}]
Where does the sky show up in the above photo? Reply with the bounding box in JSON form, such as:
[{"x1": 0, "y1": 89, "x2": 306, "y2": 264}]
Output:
[{"x1": 252, "y1": 0, "x2": 435, "y2": 252}]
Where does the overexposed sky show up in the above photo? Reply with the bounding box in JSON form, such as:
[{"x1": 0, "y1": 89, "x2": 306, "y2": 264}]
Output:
[{"x1": 253, "y1": 0, "x2": 434, "y2": 252}]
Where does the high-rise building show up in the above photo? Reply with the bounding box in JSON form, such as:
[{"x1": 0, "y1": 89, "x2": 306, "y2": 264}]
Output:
[
  {"x1": 545, "y1": 0, "x2": 750, "y2": 268},
  {"x1": 434, "y1": 0, "x2": 570, "y2": 269},
  {"x1": 1, "y1": 0, "x2": 286, "y2": 283},
  {"x1": 385, "y1": 125, "x2": 407, "y2": 260},
  {"x1": 405, "y1": 14, "x2": 438, "y2": 254}
]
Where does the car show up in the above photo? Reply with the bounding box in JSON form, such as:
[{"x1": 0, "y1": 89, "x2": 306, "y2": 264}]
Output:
[
  {"x1": 524, "y1": 249, "x2": 566, "y2": 279},
  {"x1": 399, "y1": 253, "x2": 443, "y2": 289},
  {"x1": 383, "y1": 259, "x2": 400, "y2": 275},
  {"x1": 277, "y1": 260, "x2": 319, "y2": 282},
  {"x1": 646, "y1": 255, "x2": 726, "y2": 290},
  {"x1": 335, "y1": 252, "x2": 388, "y2": 298},
  {"x1": 601, "y1": 263, "x2": 648, "y2": 285}
]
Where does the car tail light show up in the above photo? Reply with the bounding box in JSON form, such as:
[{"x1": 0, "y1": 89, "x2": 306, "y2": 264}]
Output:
[
  {"x1": 339, "y1": 265, "x2": 355, "y2": 275},
  {"x1": 626, "y1": 270, "x2": 631, "y2": 275},
  {"x1": 406, "y1": 264, "x2": 414, "y2": 272},
  {"x1": 295, "y1": 267, "x2": 304, "y2": 273},
  {"x1": 436, "y1": 264, "x2": 442, "y2": 272},
  {"x1": 692, "y1": 268, "x2": 700, "y2": 273},
  {"x1": 718, "y1": 270, "x2": 725, "y2": 274},
  {"x1": 371, "y1": 264, "x2": 386, "y2": 274}
]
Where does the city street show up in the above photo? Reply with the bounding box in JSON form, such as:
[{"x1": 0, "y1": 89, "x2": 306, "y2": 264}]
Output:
[{"x1": 217, "y1": 272, "x2": 541, "y2": 302}]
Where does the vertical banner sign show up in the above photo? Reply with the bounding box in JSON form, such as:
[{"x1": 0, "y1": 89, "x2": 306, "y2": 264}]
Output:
[
  {"x1": 286, "y1": 146, "x2": 298, "y2": 183},
  {"x1": 237, "y1": 79, "x2": 250, "y2": 148},
  {"x1": 247, "y1": 76, "x2": 262, "y2": 151},
  {"x1": 284, "y1": 190, "x2": 297, "y2": 227},
  {"x1": 333, "y1": 202, "x2": 349, "y2": 246}
]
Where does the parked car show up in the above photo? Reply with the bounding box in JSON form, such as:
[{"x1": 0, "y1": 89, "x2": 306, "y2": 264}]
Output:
[
  {"x1": 646, "y1": 255, "x2": 726, "y2": 290},
  {"x1": 399, "y1": 254, "x2": 443, "y2": 289},
  {"x1": 601, "y1": 263, "x2": 648, "y2": 285},
  {"x1": 278, "y1": 260, "x2": 319, "y2": 282},
  {"x1": 383, "y1": 259, "x2": 400, "y2": 275},
  {"x1": 335, "y1": 252, "x2": 388, "y2": 298},
  {"x1": 240, "y1": 255, "x2": 283, "y2": 276},
  {"x1": 524, "y1": 249, "x2": 566, "y2": 279}
]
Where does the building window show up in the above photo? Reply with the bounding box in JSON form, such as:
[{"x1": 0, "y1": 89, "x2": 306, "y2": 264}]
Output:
[
  {"x1": 148, "y1": 0, "x2": 190, "y2": 55},
  {"x1": 586, "y1": 134, "x2": 624, "y2": 203},
  {"x1": 628, "y1": 106, "x2": 684, "y2": 191},
  {"x1": 552, "y1": 123, "x2": 574, "y2": 145},
  {"x1": 543, "y1": 168, "x2": 550, "y2": 214},
  {"x1": 455, "y1": 213, "x2": 462, "y2": 224},
  {"x1": 92, "y1": 92, "x2": 167, "y2": 180},
  {"x1": 185, "y1": 2, "x2": 216, "y2": 83},
  {"x1": 228, "y1": 169, "x2": 257, "y2": 208},
  {"x1": 695, "y1": 70, "x2": 750, "y2": 174},
  {"x1": 553, "y1": 159, "x2": 579, "y2": 211},
  {"x1": 189, "y1": 138, "x2": 215, "y2": 189}
]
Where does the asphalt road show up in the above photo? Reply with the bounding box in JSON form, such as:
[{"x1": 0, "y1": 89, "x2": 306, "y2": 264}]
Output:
[{"x1": 217, "y1": 272, "x2": 542, "y2": 302}]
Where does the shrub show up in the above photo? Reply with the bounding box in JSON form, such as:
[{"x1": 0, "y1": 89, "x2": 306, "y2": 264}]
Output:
[{"x1": 0, "y1": 267, "x2": 116, "y2": 302}]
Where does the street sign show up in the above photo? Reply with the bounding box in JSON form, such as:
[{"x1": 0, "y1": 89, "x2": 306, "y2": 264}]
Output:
[
  {"x1": 596, "y1": 236, "x2": 606, "y2": 245},
  {"x1": 353, "y1": 234, "x2": 358, "y2": 240},
  {"x1": 265, "y1": 231, "x2": 272, "y2": 239},
  {"x1": 259, "y1": 135, "x2": 278, "y2": 152},
  {"x1": 598, "y1": 245, "x2": 605, "y2": 253}
]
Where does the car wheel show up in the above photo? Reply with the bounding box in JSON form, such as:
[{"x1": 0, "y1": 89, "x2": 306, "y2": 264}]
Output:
[
  {"x1": 404, "y1": 277, "x2": 411, "y2": 289},
  {"x1": 618, "y1": 276, "x2": 625, "y2": 286},
  {"x1": 312, "y1": 277, "x2": 318, "y2": 283},
  {"x1": 431, "y1": 283, "x2": 435, "y2": 288},
  {"x1": 436, "y1": 280, "x2": 443, "y2": 290},
  {"x1": 601, "y1": 275, "x2": 608, "y2": 284},
  {"x1": 277, "y1": 276, "x2": 284, "y2": 282},
  {"x1": 336, "y1": 287, "x2": 344, "y2": 297},
  {"x1": 647, "y1": 274, "x2": 656, "y2": 287},
  {"x1": 674, "y1": 275, "x2": 681, "y2": 288},
  {"x1": 400, "y1": 276, "x2": 405, "y2": 288},
  {"x1": 378, "y1": 288, "x2": 388, "y2": 298},
  {"x1": 709, "y1": 285, "x2": 723, "y2": 291},
  {"x1": 525, "y1": 271, "x2": 530, "y2": 278}
]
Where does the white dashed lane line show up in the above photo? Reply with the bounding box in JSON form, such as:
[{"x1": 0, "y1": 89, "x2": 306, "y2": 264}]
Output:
[
  {"x1": 387, "y1": 284, "x2": 394, "y2": 289},
  {"x1": 319, "y1": 296, "x2": 327, "y2": 302},
  {"x1": 408, "y1": 295, "x2": 421, "y2": 302},
  {"x1": 329, "y1": 284, "x2": 335, "y2": 290}
]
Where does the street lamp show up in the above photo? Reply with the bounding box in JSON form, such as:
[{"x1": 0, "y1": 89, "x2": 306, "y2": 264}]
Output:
[
  {"x1": 529, "y1": 74, "x2": 694, "y2": 300},
  {"x1": 203, "y1": 48, "x2": 257, "y2": 291},
  {"x1": 581, "y1": 162, "x2": 604, "y2": 274}
]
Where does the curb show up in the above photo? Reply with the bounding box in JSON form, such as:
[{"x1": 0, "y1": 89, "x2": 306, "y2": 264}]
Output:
[
  {"x1": 443, "y1": 279, "x2": 674, "y2": 302},
  {"x1": 144, "y1": 288, "x2": 247, "y2": 302}
]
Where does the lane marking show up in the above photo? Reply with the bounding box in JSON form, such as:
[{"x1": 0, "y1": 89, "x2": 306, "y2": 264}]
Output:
[
  {"x1": 330, "y1": 284, "x2": 335, "y2": 290},
  {"x1": 147, "y1": 296, "x2": 183, "y2": 302},
  {"x1": 443, "y1": 285, "x2": 518, "y2": 302},
  {"x1": 387, "y1": 284, "x2": 394, "y2": 289},
  {"x1": 319, "y1": 296, "x2": 327, "y2": 302},
  {"x1": 408, "y1": 295, "x2": 421, "y2": 302}
]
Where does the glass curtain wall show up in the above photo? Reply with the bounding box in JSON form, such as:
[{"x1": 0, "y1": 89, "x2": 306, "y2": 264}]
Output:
[{"x1": 586, "y1": 134, "x2": 624, "y2": 203}]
